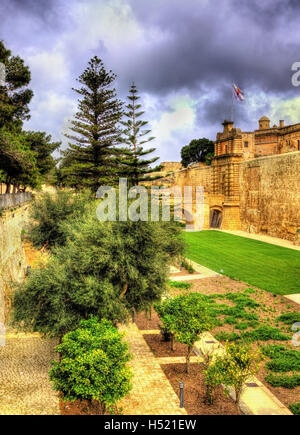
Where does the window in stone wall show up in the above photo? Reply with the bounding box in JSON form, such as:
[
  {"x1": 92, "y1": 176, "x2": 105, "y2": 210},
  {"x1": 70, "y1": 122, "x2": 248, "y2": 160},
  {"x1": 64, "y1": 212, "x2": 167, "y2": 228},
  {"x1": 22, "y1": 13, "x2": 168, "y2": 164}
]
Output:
[
  {"x1": 298, "y1": 140, "x2": 300, "y2": 151},
  {"x1": 244, "y1": 141, "x2": 249, "y2": 148}
]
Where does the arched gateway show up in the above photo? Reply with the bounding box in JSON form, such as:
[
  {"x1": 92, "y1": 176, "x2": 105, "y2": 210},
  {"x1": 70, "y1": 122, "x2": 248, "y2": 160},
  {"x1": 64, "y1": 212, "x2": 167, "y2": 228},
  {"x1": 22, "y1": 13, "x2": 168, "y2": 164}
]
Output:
[{"x1": 210, "y1": 208, "x2": 222, "y2": 228}]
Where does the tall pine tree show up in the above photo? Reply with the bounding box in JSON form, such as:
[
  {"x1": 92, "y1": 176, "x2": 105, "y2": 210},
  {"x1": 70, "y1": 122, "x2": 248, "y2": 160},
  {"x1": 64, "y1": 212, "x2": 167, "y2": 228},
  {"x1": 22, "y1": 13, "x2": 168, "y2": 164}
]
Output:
[
  {"x1": 117, "y1": 84, "x2": 162, "y2": 186},
  {"x1": 61, "y1": 57, "x2": 123, "y2": 191},
  {"x1": 0, "y1": 41, "x2": 33, "y2": 131}
]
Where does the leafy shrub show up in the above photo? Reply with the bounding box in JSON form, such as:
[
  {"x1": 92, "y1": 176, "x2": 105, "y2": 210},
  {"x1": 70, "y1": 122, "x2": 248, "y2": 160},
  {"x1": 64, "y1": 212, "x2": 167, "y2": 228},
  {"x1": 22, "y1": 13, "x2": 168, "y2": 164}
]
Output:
[
  {"x1": 262, "y1": 344, "x2": 300, "y2": 373},
  {"x1": 224, "y1": 316, "x2": 238, "y2": 325},
  {"x1": 49, "y1": 317, "x2": 132, "y2": 414},
  {"x1": 235, "y1": 322, "x2": 250, "y2": 331},
  {"x1": 290, "y1": 402, "x2": 300, "y2": 415},
  {"x1": 167, "y1": 280, "x2": 192, "y2": 290},
  {"x1": 214, "y1": 331, "x2": 241, "y2": 342},
  {"x1": 181, "y1": 259, "x2": 195, "y2": 274},
  {"x1": 277, "y1": 312, "x2": 300, "y2": 325},
  {"x1": 225, "y1": 293, "x2": 260, "y2": 309},
  {"x1": 265, "y1": 373, "x2": 300, "y2": 389},
  {"x1": 242, "y1": 325, "x2": 290, "y2": 342}
]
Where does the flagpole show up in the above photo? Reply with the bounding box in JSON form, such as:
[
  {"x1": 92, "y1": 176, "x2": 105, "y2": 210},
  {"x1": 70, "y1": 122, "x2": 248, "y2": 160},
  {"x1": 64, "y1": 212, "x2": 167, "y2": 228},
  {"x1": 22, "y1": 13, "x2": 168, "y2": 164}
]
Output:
[{"x1": 231, "y1": 82, "x2": 234, "y2": 122}]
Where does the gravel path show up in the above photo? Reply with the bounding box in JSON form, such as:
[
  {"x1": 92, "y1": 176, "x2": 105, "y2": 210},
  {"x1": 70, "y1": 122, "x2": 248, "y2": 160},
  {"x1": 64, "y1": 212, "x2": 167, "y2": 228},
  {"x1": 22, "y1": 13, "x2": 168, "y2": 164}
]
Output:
[{"x1": 0, "y1": 329, "x2": 60, "y2": 415}]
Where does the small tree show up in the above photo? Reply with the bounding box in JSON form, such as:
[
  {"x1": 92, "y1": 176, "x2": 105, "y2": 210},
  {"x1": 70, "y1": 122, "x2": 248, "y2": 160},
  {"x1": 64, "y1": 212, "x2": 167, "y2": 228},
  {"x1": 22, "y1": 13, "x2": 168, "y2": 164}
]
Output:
[
  {"x1": 181, "y1": 138, "x2": 214, "y2": 168},
  {"x1": 203, "y1": 355, "x2": 223, "y2": 405},
  {"x1": 208, "y1": 342, "x2": 262, "y2": 411},
  {"x1": 49, "y1": 317, "x2": 132, "y2": 414},
  {"x1": 156, "y1": 293, "x2": 213, "y2": 373}
]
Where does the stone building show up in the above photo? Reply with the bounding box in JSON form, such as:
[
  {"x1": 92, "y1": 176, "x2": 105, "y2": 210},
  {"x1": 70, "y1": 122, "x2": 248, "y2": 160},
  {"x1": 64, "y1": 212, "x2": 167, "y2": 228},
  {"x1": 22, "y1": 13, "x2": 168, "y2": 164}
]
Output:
[{"x1": 157, "y1": 116, "x2": 300, "y2": 241}]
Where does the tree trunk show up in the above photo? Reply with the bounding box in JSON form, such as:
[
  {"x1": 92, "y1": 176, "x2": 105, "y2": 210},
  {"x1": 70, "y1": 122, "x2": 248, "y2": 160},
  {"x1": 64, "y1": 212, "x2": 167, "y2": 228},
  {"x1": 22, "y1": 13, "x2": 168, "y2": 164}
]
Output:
[
  {"x1": 5, "y1": 178, "x2": 11, "y2": 194},
  {"x1": 58, "y1": 334, "x2": 63, "y2": 362},
  {"x1": 12, "y1": 184, "x2": 17, "y2": 194},
  {"x1": 186, "y1": 345, "x2": 192, "y2": 374},
  {"x1": 170, "y1": 333, "x2": 176, "y2": 351},
  {"x1": 235, "y1": 386, "x2": 243, "y2": 414}
]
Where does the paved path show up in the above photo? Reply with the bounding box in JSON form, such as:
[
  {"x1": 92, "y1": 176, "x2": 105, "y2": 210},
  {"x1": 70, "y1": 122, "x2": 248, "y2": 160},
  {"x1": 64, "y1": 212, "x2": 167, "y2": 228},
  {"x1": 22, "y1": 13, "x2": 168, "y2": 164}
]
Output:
[
  {"x1": 118, "y1": 323, "x2": 187, "y2": 415},
  {"x1": 217, "y1": 229, "x2": 300, "y2": 251},
  {"x1": 284, "y1": 294, "x2": 300, "y2": 305},
  {"x1": 0, "y1": 329, "x2": 60, "y2": 415}
]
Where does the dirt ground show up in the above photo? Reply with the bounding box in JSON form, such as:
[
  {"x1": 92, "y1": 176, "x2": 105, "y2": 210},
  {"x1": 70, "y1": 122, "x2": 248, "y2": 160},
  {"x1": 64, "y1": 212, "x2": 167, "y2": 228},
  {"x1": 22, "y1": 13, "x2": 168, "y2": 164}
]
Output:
[
  {"x1": 139, "y1": 273, "x2": 300, "y2": 412},
  {"x1": 161, "y1": 363, "x2": 240, "y2": 415}
]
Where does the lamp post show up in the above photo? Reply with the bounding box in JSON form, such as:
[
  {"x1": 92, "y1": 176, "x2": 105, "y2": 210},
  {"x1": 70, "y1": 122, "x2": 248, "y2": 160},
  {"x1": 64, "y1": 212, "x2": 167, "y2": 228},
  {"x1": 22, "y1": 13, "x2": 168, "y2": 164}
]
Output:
[{"x1": 179, "y1": 381, "x2": 184, "y2": 408}]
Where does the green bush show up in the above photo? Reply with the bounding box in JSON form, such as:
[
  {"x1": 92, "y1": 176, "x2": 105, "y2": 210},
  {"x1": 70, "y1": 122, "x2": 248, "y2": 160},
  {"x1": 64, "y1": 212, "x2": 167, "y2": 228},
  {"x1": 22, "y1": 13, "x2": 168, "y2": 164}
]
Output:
[
  {"x1": 277, "y1": 312, "x2": 300, "y2": 325},
  {"x1": 265, "y1": 373, "x2": 300, "y2": 389},
  {"x1": 49, "y1": 317, "x2": 132, "y2": 414},
  {"x1": 262, "y1": 344, "x2": 300, "y2": 373},
  {"x1": 181, "y1": 259, "x2": 195, "y2": 274},
  {"x1": 214, "y1": 331, "x2": 241, "y2": 342},
  {"x1": 242, "y1": 325, "x2": 290, "y2": 342},
  {"x1": 167, "y1": 280, "x2": 192, "y2": 290},
  {"x1": 290, "y1": 402, "x2": 300, "y2": 415}
]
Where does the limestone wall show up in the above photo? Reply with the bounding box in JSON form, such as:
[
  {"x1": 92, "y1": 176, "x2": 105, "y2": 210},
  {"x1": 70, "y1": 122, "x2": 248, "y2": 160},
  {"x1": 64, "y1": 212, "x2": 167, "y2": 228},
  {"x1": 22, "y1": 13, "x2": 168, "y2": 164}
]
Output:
[
  {"x1": 173, "y1": 164, "x2": 212, "y2": 192},
  {"x1": 239, "y1": 152, "x2": 300, "y2": 241},
  {"x1": 0, "y1": 205, "x2": 30, "y2": 325}
]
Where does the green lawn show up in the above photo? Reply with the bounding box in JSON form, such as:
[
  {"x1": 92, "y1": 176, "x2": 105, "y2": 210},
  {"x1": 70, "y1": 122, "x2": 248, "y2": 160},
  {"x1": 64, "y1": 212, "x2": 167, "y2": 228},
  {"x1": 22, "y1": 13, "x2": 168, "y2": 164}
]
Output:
[{"x1": 183, "y1": 230, "x2": 300, "y2": 295}]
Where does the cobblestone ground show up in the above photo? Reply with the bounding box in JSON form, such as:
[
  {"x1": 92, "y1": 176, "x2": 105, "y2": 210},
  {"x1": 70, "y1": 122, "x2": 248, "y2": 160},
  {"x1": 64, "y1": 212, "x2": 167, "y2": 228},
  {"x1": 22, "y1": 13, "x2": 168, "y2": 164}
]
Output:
[
  {"x1": 0, "y1": 329, "x2": 60, "y2": 415},
  {"x1": 118, "y1": 323, "x2": 187, "y2": 415}
]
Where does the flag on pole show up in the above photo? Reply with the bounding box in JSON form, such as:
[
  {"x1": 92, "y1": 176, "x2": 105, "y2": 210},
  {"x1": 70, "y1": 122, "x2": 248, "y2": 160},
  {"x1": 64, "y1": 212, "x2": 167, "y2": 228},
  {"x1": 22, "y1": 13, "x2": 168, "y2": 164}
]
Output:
[{"x1": 232, "y1": 83, "x2": 244, "y2": 101}]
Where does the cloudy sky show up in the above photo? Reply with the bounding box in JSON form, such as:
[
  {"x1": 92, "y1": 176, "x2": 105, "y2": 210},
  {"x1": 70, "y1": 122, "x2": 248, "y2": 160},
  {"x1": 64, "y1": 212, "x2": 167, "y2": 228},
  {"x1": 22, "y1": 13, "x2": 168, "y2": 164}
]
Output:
[{"x1": 1, "y1": 0, "x2": 300, "y2": 162}]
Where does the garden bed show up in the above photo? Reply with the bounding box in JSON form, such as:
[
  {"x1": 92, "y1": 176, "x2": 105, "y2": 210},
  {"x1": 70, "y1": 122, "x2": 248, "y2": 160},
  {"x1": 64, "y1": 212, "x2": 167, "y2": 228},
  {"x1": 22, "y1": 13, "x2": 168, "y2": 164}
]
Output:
[
  {"x1": 143, "y1": 333, "x2": 189, "y2": 357},
  {"x1": 60, "y1": 399, "x2": 120, "y2": 415},
  {"x1": 161, "y1": 363, "x2": 240, "y2": 415},
  {"x1": 166, "y1": 274, "x2": 300, "y2": 413},
  {"x1": 135, "y1": 310, "x2": 161, "y2": 330}
]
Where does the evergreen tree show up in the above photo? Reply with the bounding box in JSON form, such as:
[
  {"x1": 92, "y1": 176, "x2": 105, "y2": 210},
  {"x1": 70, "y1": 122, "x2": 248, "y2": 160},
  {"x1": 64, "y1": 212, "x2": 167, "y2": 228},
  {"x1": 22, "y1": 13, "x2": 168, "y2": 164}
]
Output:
[
  {"x1": 0, "y1": 128, "x2": 39, "y2": 192},
  {"x1": 0, "y1": 41, "x2": 35, "y2": 192},
  {"x1": 0, "y1": 41, "x2": 33, "y2": 130},
  {"x1": 117, "y1": 84, "x2": 162, "y2": 186},
  {"x1": 61, "y1": 57, "x2": 123, "y2": 191},
  {"x1": 24, "y1": 131, "x2": 60, "y2": 180}
]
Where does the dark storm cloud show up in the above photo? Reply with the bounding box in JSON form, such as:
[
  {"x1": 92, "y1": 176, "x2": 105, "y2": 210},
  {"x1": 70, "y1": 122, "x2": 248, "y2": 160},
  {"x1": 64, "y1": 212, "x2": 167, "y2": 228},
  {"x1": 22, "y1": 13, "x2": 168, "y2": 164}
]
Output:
[
  {"x1": 0, "y1": 0, "x2": 61, "y2": 24},
  {"x1": 122, "y1": 0, "x2": 300, "y2": 97},
  {"x1": 1, "y1": 0, "x2": 300, "y2": 157}
]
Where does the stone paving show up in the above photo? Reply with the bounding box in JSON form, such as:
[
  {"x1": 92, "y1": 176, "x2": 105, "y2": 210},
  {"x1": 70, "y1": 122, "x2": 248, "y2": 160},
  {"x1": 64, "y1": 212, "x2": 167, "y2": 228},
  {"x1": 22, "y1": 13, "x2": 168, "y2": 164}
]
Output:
[
  {"x1": 217, "y1": 229, "x2": 300, "y2": 251},
  {"x1": 118, "y1": 323, "x2": 187, "y2": 415},
  {"x1": 284, "y1": 293, "x2": 300, "y2": 305},
  {"x1": 0, "y1": 329, "x2": 60, "y2": 415}
]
